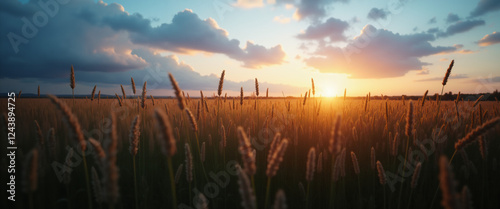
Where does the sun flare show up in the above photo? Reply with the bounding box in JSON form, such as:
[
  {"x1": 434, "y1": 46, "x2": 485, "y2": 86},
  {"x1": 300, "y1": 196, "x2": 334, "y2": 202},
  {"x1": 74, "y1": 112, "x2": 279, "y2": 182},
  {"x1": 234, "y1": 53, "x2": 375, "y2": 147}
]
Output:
[{"x1": 323, "y1": 86, "x2": 337, "y2": 97}]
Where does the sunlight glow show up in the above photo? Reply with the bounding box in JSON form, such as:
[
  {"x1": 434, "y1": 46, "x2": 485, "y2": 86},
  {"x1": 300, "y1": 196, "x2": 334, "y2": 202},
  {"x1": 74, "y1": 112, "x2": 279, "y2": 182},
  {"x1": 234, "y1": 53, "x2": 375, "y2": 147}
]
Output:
[{"x1": 323, "y1": 85, "x2": 337, "y2": 97}]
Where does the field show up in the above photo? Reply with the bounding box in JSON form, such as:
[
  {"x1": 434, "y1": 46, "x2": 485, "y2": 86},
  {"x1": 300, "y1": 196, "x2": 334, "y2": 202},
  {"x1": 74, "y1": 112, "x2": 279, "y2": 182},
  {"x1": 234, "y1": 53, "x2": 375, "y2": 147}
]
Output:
[{"x1": 1, "y1": 90, "x2": 500, "y2": 209}]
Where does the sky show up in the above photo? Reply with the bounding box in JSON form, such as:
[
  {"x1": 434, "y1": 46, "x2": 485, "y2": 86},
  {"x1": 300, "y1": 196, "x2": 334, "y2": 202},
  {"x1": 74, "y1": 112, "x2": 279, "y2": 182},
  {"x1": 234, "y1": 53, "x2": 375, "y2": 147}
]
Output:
[{"x1": 1, "y1": 0, "x2": 500, "y2": 97}]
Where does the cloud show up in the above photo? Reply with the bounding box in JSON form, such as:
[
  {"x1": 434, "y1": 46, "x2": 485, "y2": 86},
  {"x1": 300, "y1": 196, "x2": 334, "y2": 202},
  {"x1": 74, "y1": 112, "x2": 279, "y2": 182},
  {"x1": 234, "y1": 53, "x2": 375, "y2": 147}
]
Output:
[
  {"x1": 445, "y1": 13, "x2": 460, "y2": 24},
  {"x1": 1, "y1": 0, "x2": 148, "y2": 79},
  {"x1": 436, "y1": 20, "x2": 485, "y2": 38},
  {"x1": 456, "y1": 49, "x2": 476, "y2": 54},
  {"x1": 0, "y1": 0, "x2": 286, "y2": 76},
  {"x1": 477, "y1": 31, "x2": 500, "y2": 46},
  {"x1": 367, "y1": 8, "x2": 389, "y2": 20},
  {"x1": 304, "y1": 25, "x2": 457, "y2": 78},
  {"x1": 414, "y1": 74, "x2": 468, "y2": 82},
  {"x1": 233, "y1": 0, "x2": 265, "y2": 9},
  {"x1": 416, "y1": 68, "x2": 429, "y2": 75},
  {"x1": 470, "y1": 0, "x2": 500, "y2": 17},
  {"x1": 296, "y1": 17, "x2": 349, "y2": 42},
  {"x1": 293, "y1": 0, "x2": 349, "y2": 21},
  {"x1": 1, "y1": 48, "x2": 302, "y2": 95},
  {"x1": 428, "y1": 17, "x2": 437, "y2": 24},
  {"x1": 126, "y1": 10, "x2": 286, "y2": 68},
  {"x1": 427, "y1": 27, "x2": 439, "y2": 34},
  {"x1": 239, "y1": 42, "x2": 286, "y2": 68},
  {"x1": 273, "y1": 15, "x2": 291, "y2": 24}
]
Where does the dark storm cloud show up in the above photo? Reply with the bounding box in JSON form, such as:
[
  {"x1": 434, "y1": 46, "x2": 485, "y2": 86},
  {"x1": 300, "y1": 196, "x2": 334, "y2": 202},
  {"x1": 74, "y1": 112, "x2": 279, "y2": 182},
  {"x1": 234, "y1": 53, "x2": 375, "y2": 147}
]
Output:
[
  {"x1": 304, "y1": 25, "x2": 456, "y2": 78},
  {"x1": 296, "y1": 17, "x2": 349, "y2": 42},
  {"x1": 436, "y1": 20, "x2": 485, "y2": 38},
  {"x1": 367, "y1": 8, "x2": 389, "y2": 21},
  {"x1": 0, "y1": 0, "x2": 286, "y2": 82},
  {"x1": 1, "y1": 0, "x2": 148, "y2": 79},
  {"x1": 470, "y1": 0, "x2": 500, "y2": 17}
]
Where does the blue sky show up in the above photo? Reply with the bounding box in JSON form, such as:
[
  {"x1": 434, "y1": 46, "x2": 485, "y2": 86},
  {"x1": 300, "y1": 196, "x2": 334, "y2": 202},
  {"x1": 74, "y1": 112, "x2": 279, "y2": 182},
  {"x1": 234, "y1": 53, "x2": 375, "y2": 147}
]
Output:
[{"x1": 1, "y1": 0, "x2": 499, "y2": 97}]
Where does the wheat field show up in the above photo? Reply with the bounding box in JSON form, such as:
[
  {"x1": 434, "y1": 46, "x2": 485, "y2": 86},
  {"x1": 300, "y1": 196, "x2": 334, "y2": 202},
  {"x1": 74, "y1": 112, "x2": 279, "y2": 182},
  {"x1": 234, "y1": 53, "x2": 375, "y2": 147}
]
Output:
[{"x1": 1, "y1": 79, "x2": 500, "y2": 209}]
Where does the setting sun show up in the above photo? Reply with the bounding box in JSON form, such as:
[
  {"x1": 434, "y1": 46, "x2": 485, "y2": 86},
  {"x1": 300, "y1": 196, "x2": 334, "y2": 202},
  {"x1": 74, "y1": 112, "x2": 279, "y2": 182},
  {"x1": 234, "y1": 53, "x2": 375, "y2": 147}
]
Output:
[{"x1": 323, "y1": 85, "x2": 338, "y2": 97}]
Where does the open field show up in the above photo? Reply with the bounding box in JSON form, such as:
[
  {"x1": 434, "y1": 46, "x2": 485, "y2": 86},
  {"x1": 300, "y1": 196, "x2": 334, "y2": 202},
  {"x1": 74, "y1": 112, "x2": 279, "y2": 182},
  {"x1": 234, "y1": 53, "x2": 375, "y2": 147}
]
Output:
[{"x1": 1, "y1": 95, "x2": 500, "y2": 209}]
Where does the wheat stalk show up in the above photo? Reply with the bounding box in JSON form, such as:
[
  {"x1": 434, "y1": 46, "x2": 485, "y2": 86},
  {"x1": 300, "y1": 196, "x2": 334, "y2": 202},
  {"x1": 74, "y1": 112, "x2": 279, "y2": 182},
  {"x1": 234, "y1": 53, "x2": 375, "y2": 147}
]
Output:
[
  {"x1": 376, "y1": 161, "x2": 386, "y2": 185},
  {"x1": 129, "y1": 115, "x2": 141, "y2": 156},
  {"x1": 155, "y1": 109, "x2": 177, "y2": 157},
  {"x1": 411, "y1": 162, "x2": 422, "y2": 189},
  {"x1": 329, "y1": 115, "x2": 341, "y2": 155},
  {"x1": 236, "y1": 164, "x2": 256, "y2": 209},
  {"x1": 175, "y1": 164, "x2": 183, "y2": 184},
  {"x1": 255, "y1": 78, "x2": 259, "y2": 96},
  {"x1": 115, "y1": 93, "x2": 123, "y2": 107},
  {"x1": 406, "y1": 101, "x2": 413, "y2": 137},
  {"x1": 273, "y1": 189, "x2": 287, "y2": 209},
  {"x1": 442, "y1": 60, "x2": 454, "y2": 86},
  {"x1": 303, "y1": 91, "x2": 308, "y2": 106},
  {"x1": 439, "y1": 156, "x2": 460, "y2": 209},
  {"x1": 351, "y1": 151, "x2": 360, "y2": 175},
  {"x1": 185, "y1": 143, "x2": 193, "y2": 183},
  {"x1": 168, "y1": 73, "x2": 186, "y2": 110},
  {"x1": 185, "y1": 108, "x2": 198, "y2": 132},
  {"x1": 91, "y1": 85, "x2": 97, "y2": 101},
  {"x1": 472, "y1": 95, "x2": 483, "y2": 108},
  {"x1": 131, "y1": 77, "x2": 136, "y2": 95},
  {"x1": 141, "y1": 81, "x2": 147, "y2": 109},
  {"x1": 311, "y1": 78, "x2": 315, "y2": 96},
  {"x1": 218, "y1": 70, "x2": 225, "y2": 96},
  {"x1": 266, "y1": 139, "x2": 289, "y2": 177},
  {"x1": 70, "y1": 65, "x2": 75, "y2": 103},
  {"x1": 23, "y1": 148, "x2": 38, "y2": 193},
  {"x1": 421, "y1": 90, "x2": 428, "y2": 107},
  {"x1": 47, "y1": 128, "x2": 56, "y2": 159},
  {"x1": 455, "y1": 117, "x2": 500, "y2": 150},
  {"x1": 103, "y1": 112, "x2": 119, "y2": 205},
  {"x1": 120, "y1": 85, "x2": 127, "y2": 99},
  {"x1": 237, "y1": 126, "x2": 256, "y2": 176},
  {"x1": 34, "y1": 120, "x2": 43, "y2": 146},
  {"x1": 461, "y1": 186, "x2": 473, "y2": 209},
  {"x1": 89, "y1": 137, "x2": 106, "y2": 164},
  {"x1": 268, "y1": 132, "x2": 281, "y2": 163},
  {"x1": 306, "y1": 147, "x2": 316, "y2": 182},
  {"x1": 48, "y1": 95, "x2": 86, "y2": 151},
  {"x1": 91, "y1": 167, "x2": 104, "y2": 204},
  {"x1": 241, "y1": 87, "x2": 244, "y2": 106}
]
